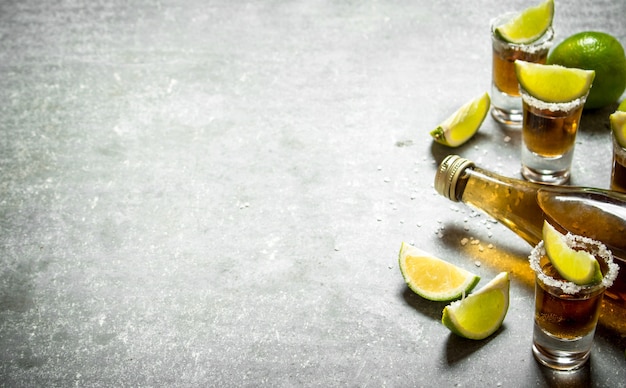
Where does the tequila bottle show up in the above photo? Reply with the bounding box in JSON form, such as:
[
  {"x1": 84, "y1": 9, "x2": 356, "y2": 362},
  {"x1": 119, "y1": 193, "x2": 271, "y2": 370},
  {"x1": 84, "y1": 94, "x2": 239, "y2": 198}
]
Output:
[{"x1": 434, "y1": 155, "x2": 626, "y2": 327}]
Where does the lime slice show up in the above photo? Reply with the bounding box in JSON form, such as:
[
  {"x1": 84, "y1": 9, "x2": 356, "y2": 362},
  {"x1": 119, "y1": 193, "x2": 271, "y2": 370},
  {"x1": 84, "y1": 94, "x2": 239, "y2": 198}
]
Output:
[
  {"x1": 611, "y1": 111, "x2": 626, "y2": 148},
  {"x1": 430, "y1": 92, "x2": 490, "y2": 148},
  {"x1": 441, "y1": 272, "x2": 510, "y2": 340},
  {"x1": 398, "y1": 242, "x2": 480, "y2": 302},
  {"x1": 542, "y1": 221, "x2": 602, "y2": 285},
  {"x1": 495, "y1": 0, "x2": 554, "y2": 44},
  {"x1": 618, "y1": 99, "x2": 626, "y2": 112},
  {"x1": 515, "y1": 60, "x2": 595, "y2": 103}
]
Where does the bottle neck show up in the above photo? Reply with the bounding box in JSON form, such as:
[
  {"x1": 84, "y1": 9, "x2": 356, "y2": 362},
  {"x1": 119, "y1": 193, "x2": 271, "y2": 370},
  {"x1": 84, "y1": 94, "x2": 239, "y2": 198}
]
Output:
[
  {"x1": 435, "y1": 155, "x2": 626, "y2": 253},
  {"x1": 435, "y1": 154, "x2": 545, "y2": 246},
  {"x1": 434, "y1": 155, "x2": 475, "y2": 201}
]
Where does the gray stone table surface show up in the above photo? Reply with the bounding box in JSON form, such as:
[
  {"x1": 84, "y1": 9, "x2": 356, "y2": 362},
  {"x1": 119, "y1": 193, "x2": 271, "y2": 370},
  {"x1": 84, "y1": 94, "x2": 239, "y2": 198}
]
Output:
[{"x1": 1, "y1": 0, "x2": 625, "y2": 386}]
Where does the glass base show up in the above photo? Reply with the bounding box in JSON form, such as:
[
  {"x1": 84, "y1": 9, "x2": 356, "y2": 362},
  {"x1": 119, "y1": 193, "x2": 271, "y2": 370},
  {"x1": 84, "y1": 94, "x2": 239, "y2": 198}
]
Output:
[
  {"x1": 532, "y1": 343, "x2": 590, "y2": 371},
  {"x1": 491, "y1": 84, "x2": 522, "y2": 128},
  {"x1": 532, "y1": 323, "x2": 594, "y2": 371},
  {"x1": 522, "y1": 164, "x2": 570, "y2": 185},
  {"x1": 491, "y1": 107, "x2": 523, "y2": 127},
  {"x1": 521, "y1": 146, "x2": 574, "y2": 185}
]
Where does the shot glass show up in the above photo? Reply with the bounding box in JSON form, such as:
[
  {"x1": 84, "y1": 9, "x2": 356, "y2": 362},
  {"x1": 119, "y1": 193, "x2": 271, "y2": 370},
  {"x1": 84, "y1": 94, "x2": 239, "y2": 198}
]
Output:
[
  {"x1": 490, "y1": 14, "x2": 553, "y2": 127},
  {"x1": 519, "y1": 87, "x2": 588, "y2": 185},
  {"x1": 610, "y1": 132, "x2": 626, "y2": 193},
  {"x1": 529, "y1": 236, "x2": 618, "y2": 371}
]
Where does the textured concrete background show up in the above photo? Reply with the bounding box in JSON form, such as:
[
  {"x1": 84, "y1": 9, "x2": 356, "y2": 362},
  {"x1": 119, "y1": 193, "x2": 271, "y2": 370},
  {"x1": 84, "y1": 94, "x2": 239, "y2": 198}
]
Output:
[{"x1": 1, "y1": 0, "x2": 625, "y2": 386}]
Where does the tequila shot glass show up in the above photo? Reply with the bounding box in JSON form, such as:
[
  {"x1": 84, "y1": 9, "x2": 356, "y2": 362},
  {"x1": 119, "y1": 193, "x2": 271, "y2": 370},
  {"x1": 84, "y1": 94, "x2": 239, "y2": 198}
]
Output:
[
  {"x1": 529, "y1": 236, "x2": 618, "y2": 371},
  {"x1": 490, "y1": 14, "x2": 553, "y2": 127},
  {"x1": 611, "y1": 131, "x2": 626, "y2": 193},
  {"x1": 519, "y1": 87, "x2": 588, "y2": 185}
]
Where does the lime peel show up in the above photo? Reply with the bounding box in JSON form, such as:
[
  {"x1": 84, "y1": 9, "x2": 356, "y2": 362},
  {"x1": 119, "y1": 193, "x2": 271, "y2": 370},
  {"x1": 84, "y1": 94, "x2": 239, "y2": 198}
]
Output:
[
  {"x1": 547, "y1": 31, "x2": 626, "y2": 109},
  {"x1": 398, "y1": 242, "x2": 480, "y2": 302},
  {"x1": 494, "y1": 0, "x2": 554, "y2": 44},
  {"x1": 515, "y1": 60, "x2": 595, "y2": 103},
  {"x1": 530, "y1": 235, "x2": 618, "y2": 295},
  {"x1": 430, "y1": 92, "x2": 490, "y2": 148},
  {"x1": 611, "y1": 111, "x2": 626, "y2": 149},
  {"x1": 441, "y1": 272, "x2": 510, "y2": 340},
  {"x1": 542, "y1": 221, "x2": 602, "y2": 285}
]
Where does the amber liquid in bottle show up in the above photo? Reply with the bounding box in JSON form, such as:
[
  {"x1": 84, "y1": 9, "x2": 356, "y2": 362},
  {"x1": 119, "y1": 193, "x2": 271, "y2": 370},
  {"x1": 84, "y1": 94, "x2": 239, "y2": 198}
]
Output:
[{"x1": 435, "y1": 155, "x2": 626, "y2": 332}]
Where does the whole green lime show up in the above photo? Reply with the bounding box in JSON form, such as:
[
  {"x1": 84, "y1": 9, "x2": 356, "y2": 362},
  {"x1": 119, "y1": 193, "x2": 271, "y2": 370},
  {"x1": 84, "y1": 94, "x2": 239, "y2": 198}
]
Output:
[{"x1": 547, "y1": 31, "x2": 626, "y2": 109}]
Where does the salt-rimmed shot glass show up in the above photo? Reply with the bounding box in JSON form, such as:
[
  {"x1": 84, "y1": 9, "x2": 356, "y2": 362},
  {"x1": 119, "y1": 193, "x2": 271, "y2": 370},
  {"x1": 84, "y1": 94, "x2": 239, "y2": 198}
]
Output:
[
  {"x1": 490, "y1": 13, "x2": 553, "y2": 127},
  {"x1": 519, "y1": 86, "x2": 588, "y2": 185},
  {"x1": 529, "y1": 235, "x2": 619, "y2": 371}
]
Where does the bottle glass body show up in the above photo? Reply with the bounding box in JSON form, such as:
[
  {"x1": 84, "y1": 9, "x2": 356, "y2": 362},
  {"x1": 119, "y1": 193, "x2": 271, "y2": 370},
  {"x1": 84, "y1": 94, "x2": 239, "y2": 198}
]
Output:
[{"x1": 435, "y1": 155, "x2": 626, "y2": 324}]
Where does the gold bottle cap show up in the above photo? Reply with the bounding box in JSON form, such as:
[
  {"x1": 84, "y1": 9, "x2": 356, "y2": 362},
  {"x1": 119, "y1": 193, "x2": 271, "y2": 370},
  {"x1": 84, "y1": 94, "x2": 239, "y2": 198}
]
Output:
[{"x1": 434, "y1": 155, "x2": 474, "y2": 201}]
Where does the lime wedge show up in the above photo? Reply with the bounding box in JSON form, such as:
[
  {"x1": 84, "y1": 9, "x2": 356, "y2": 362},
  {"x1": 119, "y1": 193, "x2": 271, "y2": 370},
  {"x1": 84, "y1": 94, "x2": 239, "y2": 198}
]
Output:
[
  {"x1": 495, "y1": 0, "x2": 554, "y2": 44},
  {"x1": 618, "y1": 99, "x2": 626, "y2": 112},
  {"x1": 515, "y1": 60, "x2": 595, "y2": 103},
  {"x1": 611, "y1": 111, "x2": 626, "y2": 148},
  {"x1": 398, "y1": 242, "x2": 480, "y2": 302},
  {"x1": 430, "y1": 92, "x2": 490, "y2": 148},
  {"x1": 542, "y1": 221, "x2": 602, "y2": 285},
  {"x1": 441, "y1": 272, "x2": 510, "y2": 340}
]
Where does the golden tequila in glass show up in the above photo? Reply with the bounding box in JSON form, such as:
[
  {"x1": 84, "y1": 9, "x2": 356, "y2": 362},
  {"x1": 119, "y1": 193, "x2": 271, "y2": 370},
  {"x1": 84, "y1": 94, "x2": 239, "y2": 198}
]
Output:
[
  {"x1": 530, "y1": 236, "x2": 618, "y2": 371},
  {"x1": 611, "y1": 134, "x2": 626, "y2": 193},
  {"x1": 520, "y1": 87, "x2": 587, "y2": 185},
  {"x1": 491, "y1": 14, "x2": 553, "y2": 127}
]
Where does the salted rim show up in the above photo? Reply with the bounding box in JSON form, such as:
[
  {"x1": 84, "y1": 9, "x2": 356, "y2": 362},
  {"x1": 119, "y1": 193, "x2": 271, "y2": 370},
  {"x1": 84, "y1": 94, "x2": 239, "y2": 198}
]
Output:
[
  {"x1": 490, "y1": 13, "x2": 554, "y2": 53},
  {"x1": 529, "y1": 234, "x2": 619, "y2": 295},
  {"x1": 520, "y1": 87, "x2": 587, "y2": 112}
]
